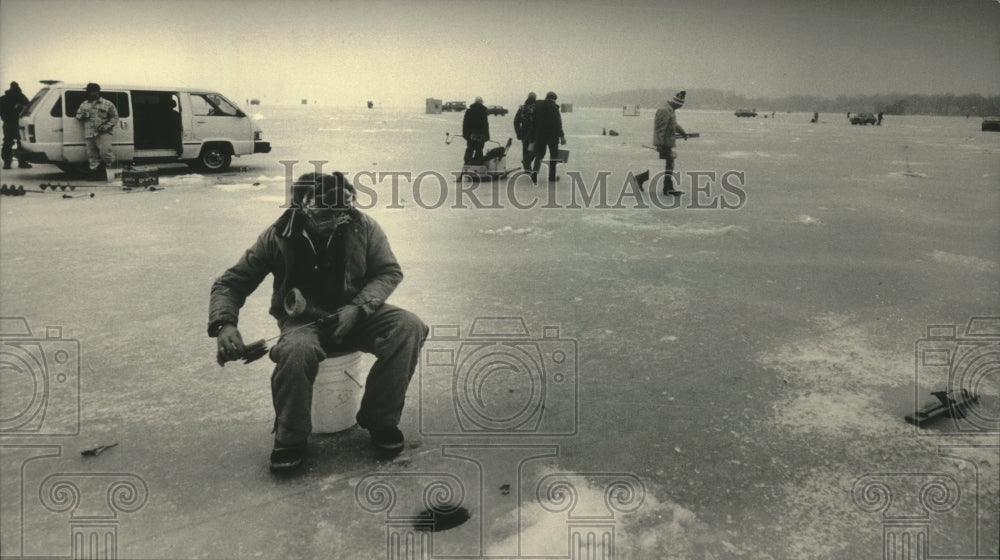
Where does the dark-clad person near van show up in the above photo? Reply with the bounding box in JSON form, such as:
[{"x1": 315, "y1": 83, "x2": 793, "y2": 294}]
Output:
[
  {"x1": 76, "y1": 83, "x2": 119, "y2": 177},
  {"x1": 462, "y1": 97, "x2": 490, "y2": 163},
  {"x1": 0, "y1": 81, "x2": 32, "y2": 169},
  {"x1": 209, "y1": 172, "x2": 428, "y2": 473},
  {"x1": 530, "y1": 91, "x2": 566, "y2": 184}
]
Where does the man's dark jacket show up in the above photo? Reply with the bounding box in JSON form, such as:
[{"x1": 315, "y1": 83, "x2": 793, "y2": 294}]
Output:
[
  {"x1": 532, "y1": 99, "x2": 563, "y2": 144},
  {"x1": 462, "y1": 102, "x2": 490, "y2": 141},
  {"x1": 0, "y1": 89, "x2": 29, "y2": 123},
  {"x1": 207, "y1": 209, "x2": 402, "y2": 336}
]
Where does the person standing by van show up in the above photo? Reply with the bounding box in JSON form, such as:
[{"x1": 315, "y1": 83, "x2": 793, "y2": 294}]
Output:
[
  {"x1": 76, "y1": 83, "x2": 118, "y2": 178},
  {"x1": 0, "y1": 81, "x2": 32, "y2": 170}
]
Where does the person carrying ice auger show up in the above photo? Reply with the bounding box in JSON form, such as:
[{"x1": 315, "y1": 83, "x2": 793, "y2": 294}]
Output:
[
  {"x1": 633, "y1": 91, "x2": 688, "y2": 195},
  {"x1": 208, "y1": 172, "x2": 428, "y2": 473}
]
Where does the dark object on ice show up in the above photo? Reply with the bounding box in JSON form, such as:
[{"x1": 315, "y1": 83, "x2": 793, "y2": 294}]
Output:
[
  {"x1": 367, "y1": 100, "x2": 374, "y2": 109},
  {"x1": 810, "y1": 111, "x2": 819, "y2": 123},
  {"x1": 602, "y1": 128, "x2": 606, "y2": 135},
  {"x1": 608, "y1": 129, "x2": 619, "y2": 136},
  {"x1": 500, "y1": 484, "x2": 511, "y2": 495},
  {"x1": 81, "y1": 443, "x2": 118, "y2": 457},
  {"x1": 734, "y1": 109, "x2": 757, "y2": 117},
  {"x1": 413, "y1": 504, "x2": 471, "y2": 532},
  {"x1": 634, "y1": 170, "x2": 650, "y2": 192},
  {"x1": 905, "y1": 389, "x2": 980, "y2": 427},
  {"x1": 121, "y1": 165, "x2": 159, "y2": 188},
  {"x1": 981, "y1": 117, "x2": 1000, "y2": 132},
  {"x1": 850, "y1": 112, "x2": 877, "y2": 125}
]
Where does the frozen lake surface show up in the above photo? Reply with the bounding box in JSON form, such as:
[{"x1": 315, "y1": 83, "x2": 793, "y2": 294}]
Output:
[{"x1": 1, "y1": 105, "x2": 998, "y2": 559}]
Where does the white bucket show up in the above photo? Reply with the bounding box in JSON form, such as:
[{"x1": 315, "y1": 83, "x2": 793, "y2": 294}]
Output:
[{"x1": 311, "y1": 351, "x2": 367, "y2": 433}]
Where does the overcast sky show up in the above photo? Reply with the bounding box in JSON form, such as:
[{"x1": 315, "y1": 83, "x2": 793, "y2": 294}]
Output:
[{"x1": 2, "y1": 0, "x2": 998, "y2": 107}]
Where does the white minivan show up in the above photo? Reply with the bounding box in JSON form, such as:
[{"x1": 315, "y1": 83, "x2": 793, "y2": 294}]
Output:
[{"x1": 17, "y1": 81, "x2": 271, "y2": 173}]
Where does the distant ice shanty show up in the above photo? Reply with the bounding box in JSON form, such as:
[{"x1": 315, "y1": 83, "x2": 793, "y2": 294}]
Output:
[
  {"x1": 623, "y1": 104, "x2": 639, "y2": 116},
  {"x1": 301, "y1": 99, "x2": 308, "y2": 105},
  {"x1": 561, "y1": 103, "x2": 573, "y2": 113},
  {"x1": 249, "y1": 98, "x2": 261, "y2": 105},
  {"x1": 426, "y1": 98, "x2": 443, "y2": 114}
]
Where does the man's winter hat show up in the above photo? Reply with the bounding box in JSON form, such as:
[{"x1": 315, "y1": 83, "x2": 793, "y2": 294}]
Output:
[
  {"x1": 670, "y1": 90, "x2": 686, "y2": 106},
  {"x1": 527, "y1": 92, "x2": 536, "y2": 102},
  {"x1": 292, "y1": 172, "x2": 355, "y2": 208},
  {"x1": 86, "y1": 83, "x2": 101, "y2": 92},
  {"x1": 545, "y1": 91, "x2": 557, "y2": 101},
  {"x1": 475, "y1": 96, "x2": 483, "y2": 104}
]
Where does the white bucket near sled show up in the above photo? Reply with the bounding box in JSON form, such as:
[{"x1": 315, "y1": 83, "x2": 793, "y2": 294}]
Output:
[{"x1": 311, "y1": 351, "x2": 367, "y2": 433}]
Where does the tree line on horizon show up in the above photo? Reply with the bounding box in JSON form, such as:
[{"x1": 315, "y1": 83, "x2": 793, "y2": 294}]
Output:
[{"x1": 567, "y1": 88, "x2": 1000, "y2": 117}]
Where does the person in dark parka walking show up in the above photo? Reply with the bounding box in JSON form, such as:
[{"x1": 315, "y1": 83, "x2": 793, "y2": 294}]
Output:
[
  {"x1": 530, "y1": 91, "x2": 566, "y2": 184},
  {"x1": 462, "y1": 96, "x2": 490, "y2": 163}
]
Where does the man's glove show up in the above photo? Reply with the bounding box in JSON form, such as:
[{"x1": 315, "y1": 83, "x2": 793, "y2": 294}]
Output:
[
  {"x1": 560, "y1": 136, "x2": 566, "y2": 146},
  {"x1": 331, "y1": 304, "x2": 363, "y2": 343},
  {"x1": 216, "y1": 324, "x2": 245, "y2": 365}
]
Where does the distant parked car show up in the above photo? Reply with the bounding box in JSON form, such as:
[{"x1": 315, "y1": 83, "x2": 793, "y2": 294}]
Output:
[
  {"x1": 442, "y1": 101, "x2": 467, "y2": 112},
  {"x1": 982, "y1": 117, "x2": 1000, "y2": 132},
  {"x1": 734, "y1": 109, "x2": 757, "y2": 117},
  {"x1": 850, "y1": 112, "x2": 877, "y2": 125},
  {"x1": 486, "y1": 105, "x2": 508, "y2": 116}
]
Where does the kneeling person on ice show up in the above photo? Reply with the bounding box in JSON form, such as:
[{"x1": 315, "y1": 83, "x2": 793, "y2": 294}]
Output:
[{"x1": 208, "y1": 172, "x2": 428, "y2": 472}]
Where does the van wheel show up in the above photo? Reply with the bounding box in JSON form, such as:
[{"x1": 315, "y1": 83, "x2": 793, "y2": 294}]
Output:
[{"x1": 198, "y1": 146, "x2": 232, "y2": 172}]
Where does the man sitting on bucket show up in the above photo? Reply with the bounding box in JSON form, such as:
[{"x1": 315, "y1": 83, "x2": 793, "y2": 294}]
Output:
[{"x1": 208, "y1": 171, "x2": 428, "y2": 472}]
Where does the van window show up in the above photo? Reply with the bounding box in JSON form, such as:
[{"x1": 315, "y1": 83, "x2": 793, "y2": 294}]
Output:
[
  {"x1": 22, "y1": 88, "x2": 50, "y2": 118},
  {"x1": 191, "y1": 93, "x2": 241, "y2": 117},
  {"x1": 62, "y1": 91, "x2": 131, "y2": 118}
]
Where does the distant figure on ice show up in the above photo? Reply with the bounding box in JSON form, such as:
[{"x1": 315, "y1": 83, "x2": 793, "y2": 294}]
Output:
[
  {"x1": 209, "y1": 172, "x2": 428, "y2": 473},
  {"x1": 513, "y1": 91, "x2": 536, "y2": 171},
  {"x1": 0, "y1": 81, "x2": 32, "y2": 169},
  {"x1": 76, "y1": 83, "x2": 119, "y2": 179},
  {"x1": 530, "y1": 91, "x2": 566, "y2": 184},
  {"x1": 462, "y1": 96, "x2": 490, "y2": 163},
  {"x1": 652, "y1": 90, "x2": 688, "y2": 195},
  {"x1": 877, "y1": 112, "x2": 884, "y2": 126},
  {"x1": 811, "y1": 111, "x2": 819, "y2": 123}
]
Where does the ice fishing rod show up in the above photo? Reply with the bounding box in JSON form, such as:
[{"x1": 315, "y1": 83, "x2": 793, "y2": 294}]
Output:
[{"x1": 217, "y1": 289, "x2": 375, "y2": 366}]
